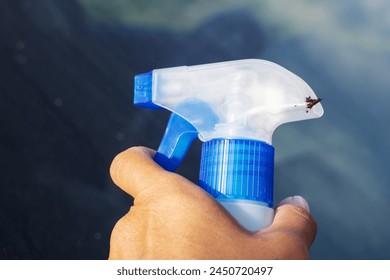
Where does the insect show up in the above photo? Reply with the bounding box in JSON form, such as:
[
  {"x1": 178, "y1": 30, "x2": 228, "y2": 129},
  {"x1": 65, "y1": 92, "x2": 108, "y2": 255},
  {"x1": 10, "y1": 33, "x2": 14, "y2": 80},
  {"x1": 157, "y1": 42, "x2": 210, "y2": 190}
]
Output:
[{"x1": 305, "y1": 96, "x2": 322, "y2": 113}]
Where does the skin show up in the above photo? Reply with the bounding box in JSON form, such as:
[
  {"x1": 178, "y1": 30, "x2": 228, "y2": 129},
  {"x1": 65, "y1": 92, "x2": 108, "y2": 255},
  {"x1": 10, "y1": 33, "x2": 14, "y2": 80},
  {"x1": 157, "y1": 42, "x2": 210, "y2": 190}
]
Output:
[{"x1": 108, "y1": 147, "x2": 317, "y2": 260}]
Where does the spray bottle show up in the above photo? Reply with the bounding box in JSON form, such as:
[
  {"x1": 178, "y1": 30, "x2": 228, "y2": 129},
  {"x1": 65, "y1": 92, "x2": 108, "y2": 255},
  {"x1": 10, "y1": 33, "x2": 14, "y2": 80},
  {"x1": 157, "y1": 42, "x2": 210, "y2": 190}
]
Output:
[{"x1": 134, "y1": 59, "x2": 323, "y2": 232}]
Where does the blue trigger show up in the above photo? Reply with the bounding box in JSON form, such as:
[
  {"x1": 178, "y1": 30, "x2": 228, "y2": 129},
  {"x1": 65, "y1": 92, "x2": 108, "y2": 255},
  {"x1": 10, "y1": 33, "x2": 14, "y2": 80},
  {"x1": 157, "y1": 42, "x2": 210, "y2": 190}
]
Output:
[
  {"x1": 134, "y1": 72, "x2": 199, "y2": 171},
  {"x1": 154, "y1": 113, "x2": 198, "y2": 172}
]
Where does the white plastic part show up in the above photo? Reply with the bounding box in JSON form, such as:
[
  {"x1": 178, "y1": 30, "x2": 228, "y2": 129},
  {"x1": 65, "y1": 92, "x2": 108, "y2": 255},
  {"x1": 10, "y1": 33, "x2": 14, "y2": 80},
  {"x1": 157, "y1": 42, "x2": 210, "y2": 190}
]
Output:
[
  {"x1": 218, "y1": 199, "x2": 275, "y2": 232},
  {"x1": 151, "y1": 59, "x2": 324, "y2": 144}
]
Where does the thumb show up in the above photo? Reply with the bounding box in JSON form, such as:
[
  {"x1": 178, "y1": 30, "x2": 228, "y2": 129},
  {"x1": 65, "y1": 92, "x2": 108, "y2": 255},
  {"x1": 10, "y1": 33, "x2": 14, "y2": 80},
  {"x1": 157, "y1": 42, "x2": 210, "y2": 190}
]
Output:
[
  {"x1": 260, "y1": 196, "x2": 317, "y2": 257},
  {"x1": 278, "y1": 195, "x2": 311, "y2": 212}
]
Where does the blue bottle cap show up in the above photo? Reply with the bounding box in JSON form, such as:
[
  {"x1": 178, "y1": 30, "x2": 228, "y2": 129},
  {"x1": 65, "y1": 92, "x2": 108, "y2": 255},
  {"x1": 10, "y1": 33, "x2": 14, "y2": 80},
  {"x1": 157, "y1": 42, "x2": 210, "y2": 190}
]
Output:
[{"x1": 199, "y1": 139, "x2": 274, "y2": 207}]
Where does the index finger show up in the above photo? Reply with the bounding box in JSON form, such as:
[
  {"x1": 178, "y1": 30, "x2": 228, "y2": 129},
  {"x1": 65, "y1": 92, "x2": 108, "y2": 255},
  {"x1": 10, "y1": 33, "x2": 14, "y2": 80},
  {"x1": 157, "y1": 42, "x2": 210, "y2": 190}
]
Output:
[{"x1": 110, "y1": 146, "x2": 166, "y2": 198}]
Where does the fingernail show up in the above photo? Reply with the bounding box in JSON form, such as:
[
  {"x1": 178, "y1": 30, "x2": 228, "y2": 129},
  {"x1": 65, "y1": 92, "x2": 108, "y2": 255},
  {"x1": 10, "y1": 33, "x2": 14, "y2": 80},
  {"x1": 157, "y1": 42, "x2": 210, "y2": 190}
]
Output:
[{"x1": 278, "y1": 195, "x2": 310, "y2": 212}]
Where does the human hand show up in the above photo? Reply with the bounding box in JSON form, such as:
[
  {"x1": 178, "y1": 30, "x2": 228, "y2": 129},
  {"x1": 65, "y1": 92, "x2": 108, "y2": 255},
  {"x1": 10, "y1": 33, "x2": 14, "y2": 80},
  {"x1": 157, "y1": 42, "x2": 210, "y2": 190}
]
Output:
[{"x1": 108, "y1": 147, "x2": 317, "y2": 259}]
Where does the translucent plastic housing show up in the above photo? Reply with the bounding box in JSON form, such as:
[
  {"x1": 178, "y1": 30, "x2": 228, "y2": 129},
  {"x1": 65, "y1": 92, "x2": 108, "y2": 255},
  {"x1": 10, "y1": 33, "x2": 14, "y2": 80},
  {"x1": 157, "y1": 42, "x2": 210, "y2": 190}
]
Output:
[{"x1": 148, "y1": 59, "x2": 324, "y2": 144}]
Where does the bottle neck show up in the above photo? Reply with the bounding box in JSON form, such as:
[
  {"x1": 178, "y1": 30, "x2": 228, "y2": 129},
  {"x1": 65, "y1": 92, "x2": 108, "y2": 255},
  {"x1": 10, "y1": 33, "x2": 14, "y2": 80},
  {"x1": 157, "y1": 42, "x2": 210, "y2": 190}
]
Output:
[{"x1": 199, "y1": 139, "x2": 274, "y2": 207}]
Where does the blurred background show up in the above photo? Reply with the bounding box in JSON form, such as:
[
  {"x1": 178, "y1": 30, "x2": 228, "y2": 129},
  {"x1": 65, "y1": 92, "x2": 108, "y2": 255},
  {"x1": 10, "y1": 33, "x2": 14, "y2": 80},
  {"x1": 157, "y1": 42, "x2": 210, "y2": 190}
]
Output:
[{"x1": 0, "y1": 0, "x2": 389, "y2": 259}]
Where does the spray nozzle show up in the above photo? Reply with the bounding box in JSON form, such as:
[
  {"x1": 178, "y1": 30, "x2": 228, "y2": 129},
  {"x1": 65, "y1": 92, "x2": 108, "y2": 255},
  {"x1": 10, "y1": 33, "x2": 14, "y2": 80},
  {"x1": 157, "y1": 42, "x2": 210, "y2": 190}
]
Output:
[{"x1": 134, "y1": 59, "x2": 324, "y2": 231}]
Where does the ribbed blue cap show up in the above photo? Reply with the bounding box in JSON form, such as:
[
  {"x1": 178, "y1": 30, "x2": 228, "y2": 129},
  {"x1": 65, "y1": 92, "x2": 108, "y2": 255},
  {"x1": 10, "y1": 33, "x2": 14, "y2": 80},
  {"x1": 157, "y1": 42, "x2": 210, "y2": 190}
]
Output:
[{"x1": 199, "y1": 139, "x2": 274, "y2": 207}]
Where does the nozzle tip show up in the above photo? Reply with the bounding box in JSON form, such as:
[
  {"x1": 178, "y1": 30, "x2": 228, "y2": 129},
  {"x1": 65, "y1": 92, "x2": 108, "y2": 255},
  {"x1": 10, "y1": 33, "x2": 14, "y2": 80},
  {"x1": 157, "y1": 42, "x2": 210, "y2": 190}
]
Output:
[{"x1": 134, "y1": 71, "x2": 160, "y2": 109}]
